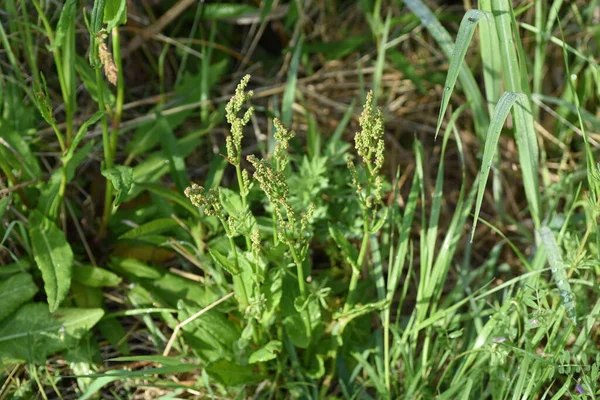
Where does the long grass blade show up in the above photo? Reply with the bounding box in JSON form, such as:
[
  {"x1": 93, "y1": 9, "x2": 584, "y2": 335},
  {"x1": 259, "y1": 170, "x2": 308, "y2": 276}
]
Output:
[
  {"x1": 433, "y1": 9, "x2": 489, "y2": 138},
  {"x1": 404, "y1": 0, "x2": 489, "y2": 139}
]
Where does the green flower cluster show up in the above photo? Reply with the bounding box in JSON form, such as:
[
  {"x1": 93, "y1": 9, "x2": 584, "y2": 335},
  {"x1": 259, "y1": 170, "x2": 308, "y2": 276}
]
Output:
[
  {"x1": 225, "y1": 75, "x2": 254, "y2": 167},
  {"x1": 348, "y1": 91, "x2": 385, "y2": 210}
]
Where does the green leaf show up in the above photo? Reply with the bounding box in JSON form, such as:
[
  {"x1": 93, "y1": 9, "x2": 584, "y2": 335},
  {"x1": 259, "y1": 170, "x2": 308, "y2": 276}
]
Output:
[
  {"x1": 0, "y1": 123, "x2": 41, "y2": 180},
  {"x1": 75, "y1": 56, "x2": 115, "y2": 105},
  {"x1": 0, "y1": 195, "x2": 10, "y2": 220},
  {"x1": 218, "y1": 188, "x2": 243, "y2": 217},
  {"x1": 65, "y1": 141, "x2": 94, "y2": 182},
  {"x1": 62, "y1": 111, "x2": 103, "y2": 165},
  {"x1": 472, "y1": 92, "x2": 532, "y2": 239},
  {"x1": 202, "y1": 4, "x2": 258, "y2": 19},
  {"x1": 209, "y1": 248, "x2": 240, "y2": 275},
  {"x1": 29, "y1": 210, "x2": 74, "y2": 312},
  {"x1": 303, "y1": 36, "x2": 369, "y2": 60},
  {"x1": 0, "y1": 273, "x2": 38, "y2": 322},
  {"x1": 90, "y1": 0, "x2": 107, "y2": 33},
  {"x1": 101, "y1": 165, "x2": 133, "y2": 207},
  {"x1": 281, "y1": 275, "x2": 321, "y2": 349},
  {"x1": 157, "y1": 115, "x2": 188, "y2": 192},
  {"x1": 434, "y1": 9, "x2": 489, "y2": 138},
  {"x1": 97, "y1": 319, "x2": 130, "y2": 355},
  {"x1": 118, "y1": 218, "x2": 179, "y2": 240},
  {"x1": 109, "y1": 258, "x2": 163, "y2": 279},
  {"x1": 104, "y1": 0, "x2": 127, "y2": 30},
  {"x1": 36, "y1": 168, "x2": 63, "y2": 219},
  {"x1": 178, "y1": 301, "x2": 240, "y2": 362},
  {"x1": 248, "y1": 340, "x2": 282, "y2": 364},
  {"x1": 49, "y1": 0, "x2": 77, "y2": 51},
  {"x1": 73, "y1": 265, "x2": 122, "y2": 287},
  {"x1": 135, "y1": 182, "x2": 199, "y2": 217},
  {"x1": 404, "y1": 0, "x2": 489, "y2": 139},
  {"x1": 282, "y1": 35, "x2": 303, "y2": 126},
  {"x1": 205, "y1": 359, "x2": 261, "y2": 386},
  {"x1": 329, "y1": 225, "x2": 359, "y2": 271},
  {"x1": 0, "y1": 303, "x2": 103, "y2": 364}
]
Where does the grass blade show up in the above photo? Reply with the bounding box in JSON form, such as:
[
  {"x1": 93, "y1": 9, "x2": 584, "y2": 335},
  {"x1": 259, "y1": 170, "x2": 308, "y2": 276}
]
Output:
[
  {"x1": 434, "y1": 9, "x2": 489, "y2": 138},
  {"x1": 404, "y1": 0, "x2": 489, "y2": 139}
]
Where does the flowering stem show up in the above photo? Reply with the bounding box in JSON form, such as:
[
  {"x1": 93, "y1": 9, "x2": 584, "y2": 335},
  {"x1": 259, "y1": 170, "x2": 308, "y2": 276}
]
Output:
[
  {"x1": 235, "y1": 163, "x2": 252, "y2": 250},
  {"x1": 344, "y1": 217, "x2": 370, "y2": 313}
]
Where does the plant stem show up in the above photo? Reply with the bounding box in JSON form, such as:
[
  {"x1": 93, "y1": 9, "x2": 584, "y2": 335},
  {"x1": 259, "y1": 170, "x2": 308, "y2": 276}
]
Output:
[
  {"x1": 96, "y1": 67, "x2": 112, "y2": 238},
  {"x1": 111, "y1": 27, "x2": 124, "y2": 154},
  {"x1": 343, "y1": 212, "x2": 370, "y2": 313},
  {"x1": 289, "y1": 242, "x2": 313, "y2": 340},
  {"x1": 235, "y1": 163, "x2": 252, "y2": 250}
]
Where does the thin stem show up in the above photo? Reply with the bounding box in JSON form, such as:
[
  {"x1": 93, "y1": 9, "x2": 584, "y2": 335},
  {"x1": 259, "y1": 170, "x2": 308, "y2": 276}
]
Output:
[
  {"x1": 343, "y1": 211, "x2": 370, "y2": 313},
  {"x1": 235, "y1": 163, "x2": 252, "y2": 250},
  {"x1": 111, "y1": 27, "x2": 124, "y2": 155},
  {"x1": 289, "y1": 242, "x2": 313, "y2": 341},
  {"x1": 96, "y1": 67, "x2": 112, "y2": 238}
]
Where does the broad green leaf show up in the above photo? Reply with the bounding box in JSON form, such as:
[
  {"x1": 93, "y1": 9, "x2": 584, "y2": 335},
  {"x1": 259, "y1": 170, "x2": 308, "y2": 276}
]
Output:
[
  {"x1": 104, "y1": 0, "x2": 127, "y2": 30},
  {"x1": 73, "y1": 265, "x2": 122, "y2": 287},
  {"x1": 435, "y1": 9, "x2": 489, "y2": 138},
  {"x1": 206, "y1": 359, "x2": 261, "y2": 386},
  {"x1": 72, "y1": 281, "x2": 103, "y2": 308},
  {"x1": 249, "y1": 340, "x2": 282, "y2": 364},
  {"x1": 178, "y1": 301, "x2": 240, "y2": 363},
  {"x1": 0, "y1": 273, "x2": 37, "y2": 321},
  {"x1": 102, "y1": 165, "x2": 133, "y2": 207},
  {"x1": 49, "y1": 0, "x2": 77, "y2": 51},
  {"x1": 0, "y1": 303, "x2": 103, "y2": 364},
  {"x1": 118, "y1": 218, "x2": 179, "y2": 240},
  {"x1": 29, "y1": 210, "x2": 74, "y2": 312},
  {"x1": 0, "y1": 259, "x2": 33, "y2": 276}
]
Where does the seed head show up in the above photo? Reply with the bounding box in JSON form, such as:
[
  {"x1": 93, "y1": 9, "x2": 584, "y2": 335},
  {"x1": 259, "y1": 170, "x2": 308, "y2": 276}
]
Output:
[{"x1": 225, "y1": 75, "x2": 254, "y2": 164}]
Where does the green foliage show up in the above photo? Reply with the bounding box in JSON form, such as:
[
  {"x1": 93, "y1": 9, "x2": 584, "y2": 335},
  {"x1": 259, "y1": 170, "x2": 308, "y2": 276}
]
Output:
[{"x1": 1, "y1": 1, "x2": 599, "y2": 399}]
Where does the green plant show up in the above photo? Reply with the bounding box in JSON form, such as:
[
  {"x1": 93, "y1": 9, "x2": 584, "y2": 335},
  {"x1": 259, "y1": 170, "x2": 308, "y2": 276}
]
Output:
[{"x1": 0, "y1": 0, "x2": 599, "y2": 398}]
